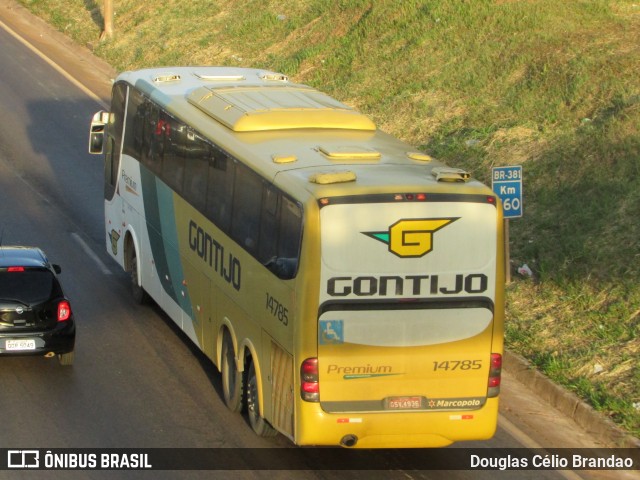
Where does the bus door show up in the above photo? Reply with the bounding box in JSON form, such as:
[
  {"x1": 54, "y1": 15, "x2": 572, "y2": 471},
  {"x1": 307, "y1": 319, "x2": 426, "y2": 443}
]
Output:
[{"x1": 101, "y1": 84, "x2": 127, "y2": 267}]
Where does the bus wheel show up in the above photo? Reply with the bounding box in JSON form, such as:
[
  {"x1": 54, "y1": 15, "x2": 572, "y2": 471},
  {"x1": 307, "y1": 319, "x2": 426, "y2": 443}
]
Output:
[
  {"x1": 130, "y1": 251, "x2": 148, "y2": 304},
  {"x1": 245, "y1": 359, "x2": 277, "y2": 437},
  {"x1": 58, "y1": 351, "x2": 74, "y2": 366},
  {"x1": 221, "y1": 333, "x2": 244, "y2": 413}
]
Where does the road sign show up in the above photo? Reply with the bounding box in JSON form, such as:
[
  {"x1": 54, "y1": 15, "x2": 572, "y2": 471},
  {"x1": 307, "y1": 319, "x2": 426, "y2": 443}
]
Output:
[{"x1": 492, "y1": 165, "x2": 523, "y2": 218}]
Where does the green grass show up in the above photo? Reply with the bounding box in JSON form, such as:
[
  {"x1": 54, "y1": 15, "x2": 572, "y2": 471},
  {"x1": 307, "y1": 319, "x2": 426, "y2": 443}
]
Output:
[{"x1": 16, "y1": 0, "x2": 640, "y2": 438}]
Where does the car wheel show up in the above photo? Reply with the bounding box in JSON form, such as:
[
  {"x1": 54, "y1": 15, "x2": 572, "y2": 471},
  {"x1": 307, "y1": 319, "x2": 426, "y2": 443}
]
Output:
[
  {"x1": 245, "y1": 359, "x2": 277, "y2": 437},
  {"x1": 221, "y1": 333, "x2": 244, "y2": 413},
  {"x1": 58, "y1": 351, "x2": 74, "y2": 366}
]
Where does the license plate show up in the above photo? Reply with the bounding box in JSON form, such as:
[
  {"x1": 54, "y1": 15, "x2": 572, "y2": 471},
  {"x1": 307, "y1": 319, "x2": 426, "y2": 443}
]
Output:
[
  {"x1": 5, "y1": 339, "x2": 36, "y2": 351},
  {"x1": 385, "y1": 396, "x2": 423, "y2": 410}
]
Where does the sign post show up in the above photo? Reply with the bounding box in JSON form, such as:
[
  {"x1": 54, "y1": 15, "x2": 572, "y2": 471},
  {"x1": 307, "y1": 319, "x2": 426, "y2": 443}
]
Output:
[{"x1": 492, "y1": 166, "x2": 523, "y2": 283}]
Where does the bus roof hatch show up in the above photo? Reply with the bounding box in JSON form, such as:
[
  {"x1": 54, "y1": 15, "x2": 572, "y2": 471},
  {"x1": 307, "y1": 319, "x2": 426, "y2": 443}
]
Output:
[{"x1": 187, "y1": 85, "x2": 376, "y2": 132}]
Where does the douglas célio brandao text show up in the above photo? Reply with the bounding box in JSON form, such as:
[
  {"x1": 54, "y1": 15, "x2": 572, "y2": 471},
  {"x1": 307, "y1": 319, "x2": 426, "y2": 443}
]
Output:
[{"x1": 470, "y1": 453, "x2": 636, "y2": 470}]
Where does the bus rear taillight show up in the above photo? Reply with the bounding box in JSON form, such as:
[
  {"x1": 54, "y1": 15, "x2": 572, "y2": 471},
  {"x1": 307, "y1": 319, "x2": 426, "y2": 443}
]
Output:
[
  {"x1": 487, "y1": 353, "x2": 502, "y2": 398},
  {"x1": 301, "y1": 358, "x2": 319, "y2": 402},
  {"x1": 57, "y1": 300, "x2": 71, "y2": 322},
  {"x1": 393, "y1": 193, "x2": 427, "y2": 201}
]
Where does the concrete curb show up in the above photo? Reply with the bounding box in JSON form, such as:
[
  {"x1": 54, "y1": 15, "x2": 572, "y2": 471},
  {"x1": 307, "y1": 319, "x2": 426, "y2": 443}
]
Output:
[{"x1": 504, "y1": 349, "x2": 640, "y2": 448}]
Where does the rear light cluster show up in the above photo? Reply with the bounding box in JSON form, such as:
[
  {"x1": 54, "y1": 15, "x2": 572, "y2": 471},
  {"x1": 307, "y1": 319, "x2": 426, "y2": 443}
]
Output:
[
  {"x1": 487, "y1": 353, "x2": 502, "y2": 397},
  {"x1": 394, "y1": 193, "x2": 427, "y2": 201},
  {"x1": 320, "y1": 193, "x2": 429, "y2": 206},
  {"x1": 301, "y1": 358, "x2": 319, "y2": 402},
  {"x1": 57, "y1": 300, "x2": 71, "y2": 322},
  {"x1": 7, "y1": 267, "x2": 25, "y2": 272}
]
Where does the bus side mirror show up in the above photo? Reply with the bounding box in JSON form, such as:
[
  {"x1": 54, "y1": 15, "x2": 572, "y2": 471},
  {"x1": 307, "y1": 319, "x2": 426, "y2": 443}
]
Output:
[{"x1": 89, "y1": 110, "x2": 109, "y2": 154}]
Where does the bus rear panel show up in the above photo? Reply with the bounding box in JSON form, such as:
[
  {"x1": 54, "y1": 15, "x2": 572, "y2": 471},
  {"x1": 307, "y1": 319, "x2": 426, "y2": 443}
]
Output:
[{"x1": 297, "y1": 192, "x2": 503, "y2": 448}]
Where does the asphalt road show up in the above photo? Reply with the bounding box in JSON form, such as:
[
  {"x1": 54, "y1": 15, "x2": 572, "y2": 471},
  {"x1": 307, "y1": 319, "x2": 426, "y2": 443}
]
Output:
[{"x1": 0, "y1": 2, "x2": 635, "y2": 479}]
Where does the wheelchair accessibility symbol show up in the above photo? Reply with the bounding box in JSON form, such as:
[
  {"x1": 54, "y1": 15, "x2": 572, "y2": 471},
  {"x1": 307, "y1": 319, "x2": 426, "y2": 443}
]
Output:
[{"x1": 319, "y1": 320, "x2": 344, "y2": 345}]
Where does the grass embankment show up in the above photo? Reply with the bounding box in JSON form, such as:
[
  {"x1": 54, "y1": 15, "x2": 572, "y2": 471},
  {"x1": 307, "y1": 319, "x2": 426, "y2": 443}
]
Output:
[{"x1": 18, "y1": 0, "x2": 640, "y2": 437}]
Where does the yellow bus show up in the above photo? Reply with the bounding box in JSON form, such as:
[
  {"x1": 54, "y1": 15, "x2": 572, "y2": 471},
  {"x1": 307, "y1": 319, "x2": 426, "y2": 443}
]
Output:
[{"x1": 89, "y1": 66, "x2": 504, "y2": 448}]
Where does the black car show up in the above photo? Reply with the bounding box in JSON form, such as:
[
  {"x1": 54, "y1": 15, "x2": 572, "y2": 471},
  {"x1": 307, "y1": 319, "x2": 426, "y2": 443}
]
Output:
[{"x1": 0, "y1": 246, "x2": 75, "y2": 365}]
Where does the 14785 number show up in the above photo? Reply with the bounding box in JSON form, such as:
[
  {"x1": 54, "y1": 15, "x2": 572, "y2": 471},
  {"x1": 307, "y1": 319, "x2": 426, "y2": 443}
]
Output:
[
  {"x1": 265, "y1": 293, "x2": 288, "y2": 326},
  {"x1": 433, "y1": 360, "x2": 482, "y2": 371}
]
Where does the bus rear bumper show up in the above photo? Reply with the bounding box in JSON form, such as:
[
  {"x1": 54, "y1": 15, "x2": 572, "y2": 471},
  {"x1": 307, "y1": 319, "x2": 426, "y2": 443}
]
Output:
[{"x1": 294, "y1": 397, "x2": 499, "y2": 448}]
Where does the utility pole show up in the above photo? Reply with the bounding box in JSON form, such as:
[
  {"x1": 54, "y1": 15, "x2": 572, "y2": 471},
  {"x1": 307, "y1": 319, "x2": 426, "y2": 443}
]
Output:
[{"x1": 101, "y1": 0, "x2": 114, "y2": 40}]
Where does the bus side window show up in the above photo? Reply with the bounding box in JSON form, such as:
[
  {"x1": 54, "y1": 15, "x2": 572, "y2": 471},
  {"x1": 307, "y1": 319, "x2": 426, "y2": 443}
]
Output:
[
  {"x1": 205, "y1": 149, "x2": 234, "y2": 232},
  {"x1": 161, "y1": 112, "x2": 185, "y2": 195},
  {"x1": 182, "y1": 131, "x2": 209, "y2": 212},
  {"x1": 230, "y1": 163, "x2": 263, "y2": 254},
  {"x1": 142, "y1": 103, "x2": 161, "y2": 174},
  {"x1": 258, "y1": 185, "x2": 279, "y2": 264},
  {"x1": 277, "y1": 197, "x2": 302, "y2": 278},
  {"x1": 124, "y1": 87, "x2": 145, "y2": 161},
  {"x1": 260, "y1": 191, "x2": 302, "y2": 280}
]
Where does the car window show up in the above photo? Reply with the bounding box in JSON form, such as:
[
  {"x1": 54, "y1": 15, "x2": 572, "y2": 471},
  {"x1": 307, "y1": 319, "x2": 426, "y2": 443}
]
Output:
[{"x1": 0, "y1": 269, "x2": 61, "y2": 305}]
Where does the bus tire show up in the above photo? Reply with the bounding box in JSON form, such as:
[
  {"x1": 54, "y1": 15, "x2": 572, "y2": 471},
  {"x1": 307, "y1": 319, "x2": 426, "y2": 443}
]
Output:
[
  {"x1": 245, "y1": 358, "x2": 278, "y2": 437},
  {"x1": 130, "y1": 251, "x2": 149, "y2": 304},
  {"x1": 58, "y1": 351, "x2": 74, "y2": 366},
  {"x1": 221, "y1": 333, "x2": 244, "y2": 413}
]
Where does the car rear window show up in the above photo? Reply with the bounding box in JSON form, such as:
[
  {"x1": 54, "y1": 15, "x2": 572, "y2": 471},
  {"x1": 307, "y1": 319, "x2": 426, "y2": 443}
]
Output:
[{"x1": 0, "y1": 269, "x2": 61, "y2": 305}]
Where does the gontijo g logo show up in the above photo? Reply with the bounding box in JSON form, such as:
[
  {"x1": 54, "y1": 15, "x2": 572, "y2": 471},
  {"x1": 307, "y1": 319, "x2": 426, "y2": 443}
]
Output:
[{"x1": 363, "y1": 218, "x2": 459, "y2": 258}]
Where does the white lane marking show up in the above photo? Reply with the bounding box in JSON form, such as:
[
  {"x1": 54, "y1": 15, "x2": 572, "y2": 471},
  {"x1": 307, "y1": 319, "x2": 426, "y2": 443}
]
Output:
[
  {"x1": 0, "y1": 18, "x2": 108, "y2": 109},
  {"x1": 71, "y1": 233, "x2": 111, "y2": 275}
]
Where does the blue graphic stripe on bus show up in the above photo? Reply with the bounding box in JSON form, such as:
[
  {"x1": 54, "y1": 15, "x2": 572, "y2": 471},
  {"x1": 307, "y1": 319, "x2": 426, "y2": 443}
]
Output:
[
  {"x1": 156, "y1": 179, "x2": 194, "y2": 322},
  {"x1": 140, "y1": 167, "x2": 193, "y2": 321},
  {"x1": 140, "y1": 167, "x2": 175, "y2": 298}
]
